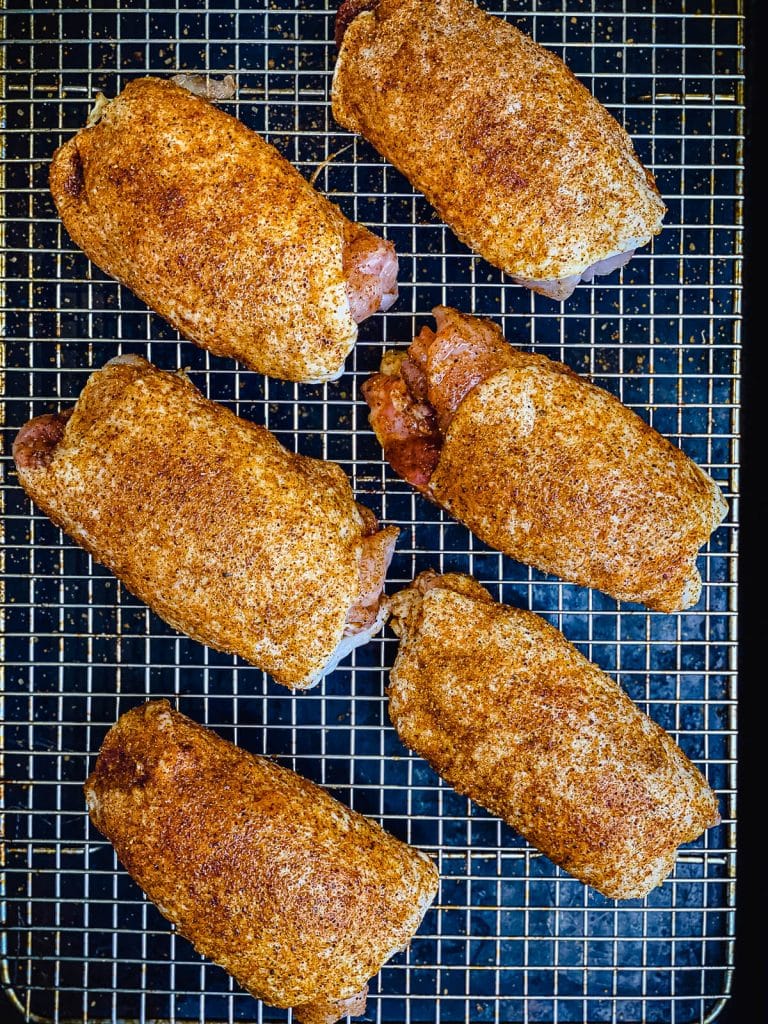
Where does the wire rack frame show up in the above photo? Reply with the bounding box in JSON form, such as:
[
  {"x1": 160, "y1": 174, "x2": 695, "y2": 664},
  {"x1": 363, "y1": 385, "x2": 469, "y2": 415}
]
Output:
[{"x1": 0, "y1": 1, "x2": 741, "y2": 1023}]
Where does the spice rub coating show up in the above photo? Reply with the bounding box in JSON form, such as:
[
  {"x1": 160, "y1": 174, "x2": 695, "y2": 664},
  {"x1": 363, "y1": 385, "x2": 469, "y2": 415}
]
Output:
[
  {"x1": 364, "y1": 308, "x2": 727, "y2": 612},
  {"x1": 86, "y1": 701, "x2": 438, "y2": 1021},
  {"x1": 13, "y1": 357, "x2": 386, "y2": 689},
  {"x1": 332, "y1": 0, "x2": 666, "y2": 295},
  {"x1": 50, "y1": 76, "x2": 396, "y2": 382},
  {"x1": 388, "y1": 573, "x2": 720, "y2": 900},
  {"x1": 429, "y1": 313, "x2": 727, "y2": 611}
]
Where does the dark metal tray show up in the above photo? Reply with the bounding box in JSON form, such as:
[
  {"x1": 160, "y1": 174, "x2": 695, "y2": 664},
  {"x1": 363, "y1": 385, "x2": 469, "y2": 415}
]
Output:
[{"x1": 1, "y1": 1, "x2": 740, "y2": 1021}]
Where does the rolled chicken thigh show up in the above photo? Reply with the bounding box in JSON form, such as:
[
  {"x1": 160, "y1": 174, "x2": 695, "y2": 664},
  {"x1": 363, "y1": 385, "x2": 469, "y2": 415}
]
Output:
[
  {"x1": 333, "y1": 0, "x2": 665, "y2": 299},
  {"x1": 86, "y1": 701, "x2": 438, "y2": 1023},
  {"x1": 387, "y1": 573, "x2": 720, "y2": 900},
  {"x1": 363, "y1": 307, "x2": 727, "y2": 612},
  {"x1": 14, "y1": 356, "x2": 398, "y2": 689},
  {"x1": 50, "y1": 77, "x2": 398, "y2": 382}
]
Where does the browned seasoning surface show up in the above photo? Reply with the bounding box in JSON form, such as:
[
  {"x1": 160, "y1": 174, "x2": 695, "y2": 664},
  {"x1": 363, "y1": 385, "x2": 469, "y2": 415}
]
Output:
[
  {"x1": 49, "y1": 76, "x2": 389, "y2": 382},
  {"x1": 332, "y1": 0, "x2": 666, "y2": 285},
  {"x1": 85, "y1": 701, "x2": 438, "y2": 1022},
  {"x1": 13, "y1": 357, "x2": 386, "y2": 689},
  {"x1": 425, "y1": 311, "x2": 727, "y2": 611},
  {"x1": 388, "y1": 573, "x2": 720, "y2": 900},
  {"x1": 363, "y1": 307, "x2": 727, "y2": 611}
]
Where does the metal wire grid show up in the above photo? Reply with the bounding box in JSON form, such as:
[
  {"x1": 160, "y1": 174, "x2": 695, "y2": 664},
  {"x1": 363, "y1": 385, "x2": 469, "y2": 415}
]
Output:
[{"x1": 0, "y1": 1, "x2": 740, "y2": 1022}]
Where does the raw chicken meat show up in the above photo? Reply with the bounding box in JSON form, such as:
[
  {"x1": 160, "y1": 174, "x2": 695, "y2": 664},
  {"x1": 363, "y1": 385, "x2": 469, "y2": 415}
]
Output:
[
  {"x1": 14, "y1": 356, "x2": 399, "y2": 689},
  {"x1": 363, "y1": 307, "x2": 728, "y2": 611},
  {"x1": 333, "y1": 0, "x2": 665, "y2": 299},
  {"x1": 86, "y1": 701, "x2": 438, "y2": 1022},
  {"x1": 343, "y1": 220, "x2": 399, "y2": 322}
]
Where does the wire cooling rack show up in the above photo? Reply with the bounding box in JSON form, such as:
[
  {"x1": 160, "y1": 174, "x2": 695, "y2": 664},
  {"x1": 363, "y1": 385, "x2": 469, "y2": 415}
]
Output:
[{"x1": 0, "y1": 1, "x2": 741, "y2": 1022}]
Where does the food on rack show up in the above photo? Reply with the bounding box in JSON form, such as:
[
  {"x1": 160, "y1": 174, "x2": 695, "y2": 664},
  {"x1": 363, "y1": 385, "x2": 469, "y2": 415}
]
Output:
[
  {"x1": 387, "y1": 572, "x2": 720, "y2": 900},
  {"x1": 13, "y1": 356, "x2": 399, "y2": 689},
  {"x1": 86, "y1": 700, "x2": 438, "y2": 1024},
  {"x1": 49, "y1": 76, "x2": 398, "y2": 383},
  {"x1": 362, "y1": 307, "x2": 727, "y2": 612},
  {"x1": 170, "y1": 72, "x2": 237, "y2": 101},
  {"x1": 332, "y1": 0, "x2": 666, "y2": 300}
]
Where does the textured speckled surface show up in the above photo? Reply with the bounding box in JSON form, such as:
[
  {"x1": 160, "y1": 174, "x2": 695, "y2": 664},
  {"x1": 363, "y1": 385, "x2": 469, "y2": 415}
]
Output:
[{"x1": 0, "y1": 1, "x2": 740, "y2": 1021}]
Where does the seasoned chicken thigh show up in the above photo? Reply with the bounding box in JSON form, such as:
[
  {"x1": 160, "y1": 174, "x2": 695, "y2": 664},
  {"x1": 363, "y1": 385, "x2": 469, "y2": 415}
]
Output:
[
  {"x1": 50, "y1": 77, "x2": 398, "y2": 382},
  {"x1": 14, "y1": 356, "x2": 398, "y2": 689},
  {"x1": 86, "y1": 701, "x2": 438, "y2": 1023},
  {"x1": 363, "y1": 307, "x2": 727, "y2": 612},
  {"x1": 333, "y1": 0, "x2": 665, "y2": 299},
  {"x1": 387, "y1": 573, "x2": 720, "y2": 899}
]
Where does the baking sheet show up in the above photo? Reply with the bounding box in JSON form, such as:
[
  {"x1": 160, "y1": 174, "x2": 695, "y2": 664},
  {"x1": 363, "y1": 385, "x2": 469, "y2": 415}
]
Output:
[{"x1": 0, "y1": 1, "x2": 740, "y2": 1021}]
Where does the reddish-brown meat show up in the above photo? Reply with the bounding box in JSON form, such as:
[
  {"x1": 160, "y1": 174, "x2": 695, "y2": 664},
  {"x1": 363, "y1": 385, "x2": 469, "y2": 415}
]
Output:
[
  {"x1": 421, "y1": 308, "x2": 517, "y2": 431},
  {"x1": 361, "y1": 364, "x2": 441, "y2": 492},
  {"x1": 86, "y1": 701, "x2": 438, "y2": 1022},
  {"x1": 12, "y1": 410, "x2": 72, "y2": 471},
  {"x1": 361, "y1": 307, "x2": 511, "y2": 486},
  {"x1": 362, "y1": 307, "x2": 728, "y2": 611},
  {"x1": 49, "y1": 77, "x2": 399, "y2": 383}
]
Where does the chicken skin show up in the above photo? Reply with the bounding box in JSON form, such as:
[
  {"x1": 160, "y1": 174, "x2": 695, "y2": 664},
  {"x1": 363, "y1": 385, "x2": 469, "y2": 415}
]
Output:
[
  {"x1": 86, "y1": 701, "x2": 438, "y2": 1023},
  {"x1": 387, "y1": 573, "x2": 720, "y2": 899},
  {"x1": 363, "y1": 308, "x2": 727, "y2": 612},
  {"x1": 14, "y1": 356, "x2": 398, "y2": 689}
]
